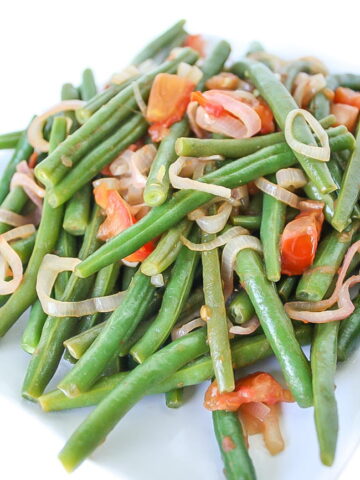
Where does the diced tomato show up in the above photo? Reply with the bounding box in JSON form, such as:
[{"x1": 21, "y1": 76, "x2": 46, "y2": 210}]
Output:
[
  {"x1": 253, "y1": 101, "x2": 275, "y2": 134},
  {"x1": 94, "y1": 183, "x2": 155, "y2": 260},
  {"x1": 331, "y1": 103, "x2": 359, "y2": 132},
  {"x1": 148, "y1": 123, "x2": 170, "y2": 142},
  {"x1": 280, "y1": 209, "x2": 324, "y2": 276},
  {"x1": 334, "y1": 87, "x2": 360, "y2": 109},
  {"x1": 204, "y1": 372, "x2": 294, "y2": 411},
  {"x1": 183, "y1": 34, "x2": 205, "y2": 57},
  {"x1": 191, "y1": 91, "x2": 225, "y2": 117},
  {"x1": 146, "y1": 73, "x2": 195, "y2": 142},
  {"x1": 28, "y1": 152, "x2": 39, "y2": 169}
]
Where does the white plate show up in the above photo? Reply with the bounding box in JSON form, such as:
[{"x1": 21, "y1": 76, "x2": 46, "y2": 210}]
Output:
[{"x1": 0, "y1": 1, "x2": 360, "y2": 479}]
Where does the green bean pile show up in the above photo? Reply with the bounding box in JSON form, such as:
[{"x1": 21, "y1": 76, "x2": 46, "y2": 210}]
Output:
[{"x1": 1, "y1": 19, "x2": 360, "y2": 480}]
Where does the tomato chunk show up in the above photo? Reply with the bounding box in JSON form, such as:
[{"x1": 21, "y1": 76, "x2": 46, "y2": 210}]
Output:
[
  {"x1": 183, "y1": 34, "x2": 205, "y2": 57},
  {"x1": 334, "y1": 87, "x2": 360, "y2": 109},
  {"x1": 94, "y1": 183, "x2": 155, "y2": 260},
  {"x1": 280, "y1": 209, "x2": 324, "y2": 276},
  {"x1": 191, "y1": 91, "x2": 226, "y2": 117},
  {"x1": 204, "y1": 372, "x2": 293, "y2": 411}
]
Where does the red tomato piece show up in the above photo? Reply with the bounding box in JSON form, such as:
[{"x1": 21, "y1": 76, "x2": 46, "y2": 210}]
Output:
[
  {"x1": 191, "y1": 91, "x2": 226, "y2": 117},
  {"x1": 331, "y1": 103, "x2": 359, "y2": 132},
  {"x1": 204, "y1": 372, "x2": 293, "y2": 412},
  {"x1": 334, "y1": 87, "x2": 360, "y2": 109},
  {"x1": 253, "y1": 101, "x2": 275, "y2": 134},
  {"x1": 280, "y1": 210, "x2": 324, "y2": 276},
  {"x1": 183, "y1": 34, "x2": 205, "y2": 57}
]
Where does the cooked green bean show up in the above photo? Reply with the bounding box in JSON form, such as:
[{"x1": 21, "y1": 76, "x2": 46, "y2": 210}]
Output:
[
  {"x1": 311, "y1": 322, "x2": 339, "y2": 466},
  {"x1": 337, "y1": 296, "x2": 360, "y2": 361},
  {"x1": 332, "y1": 127, "x2": 360, "y2": 231},
  {"x1": 58, "y1": 328, "x2": 209, "y2": 471},
  {"x1": 21, "y1": 205, "x2": 102, "y2": 399},
  {"x1": 296, "y1": 225, "x2": 357, "y2": 301},
  {"x1": 165, "y1": 388, "x2": 184, "y2": 409},
  {"x1": 235, "y1": 249, "x2": 313, "y2": 407},
  {"x1": 35, "y1": 48, "x2": 198, "y2": 188},
  {"x1": 57, "y1": 268, "x2": 157, "y2": 397},
  {"x1": 284, "y1": 60, "x2": 311, "y2": 91},
  {"x1": 121, "y1": 265, "x2": 137, "y2": 290},
  {"x1": 232, "y1": 59, "x2": 337, "y2": 194},
  {"x1": 0, "y1": 125, "x2": 33, "y2": 203},
  {"x1": 202, "y1": 226, "x2": 234, "y2": 393},
  {"x1": 277, "y1": 276, "x2": 298, "y2": 302},
  {"x1": 0, "y1": 118, "x2": 67, "y2": 337},
  {"x1": 80, "y1": 69, "x2": 97, "y2": 101},
  {"x1": 0, "y1": 130, "x2": 24, "y2": 150},
  {"x1": 213, "y1": 410, "x2": 256, "y2": 480},
  {"x1": 260, "y1": 174, "x2": 286, "y2": 282},
  {"x1": 141, "y1": 218, "x2": 191, "y2": 275},
  {"x1": 196, "y1": 40, "x2": 231, "y2": 91},
  {"x1": 63, "y1": 184, "x2": 92, "y2": 236},
  {"x1": 39, "y1": 325, "x2": 312, "y2": 412},
  {"x1": 131, "y1": 227, "x2": 200, "y2": 363},
  {"x1": 228, "y1": 290, "x2": 255, "y2": 325},
  {"x1": 10, "y1": 232, "x2": 36, "y2": 265},
  {"x1": 331, "y1": 73, "x2": 360, "y2": 90},
  {"x1": 231, "y1": 215, "x2": 261, "y2": 230}
]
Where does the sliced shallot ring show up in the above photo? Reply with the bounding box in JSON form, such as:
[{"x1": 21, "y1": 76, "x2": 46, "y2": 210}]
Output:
[
  {"x1": 196, "y1": 202, "x2": 232, "y2": 234},
  {"x1": 110, "y1": 65, "x2": 139, "y2": 85},
  {"x1": 221, "y1": 235, "x2": 263, "y2": 300},
  {"x1": 229, "y1": 316, "x2": 260, "y2": 335},
  {"x1": 187, "y1": 101, "x2": 206, "y2": 138},
  {"x1": 0, "y1": 208, "x2": 37, "y2": 227},
  {"x1": 181, "y1": 226, "x2": 248, "y2": 252},
  {"x1": 284, "y1": 108, "x2": 330, "y2": 162},
  {"x1": 11, "y1": 172, "x2": 45, "y2": 199},
  {"x1": 177, "y1": 62, "x2": 203, "y2": 84},
  {"x1": 0, "y1": 237, "x2": 23, "y2": 294},
  {"x1": 132, "y1": 82, "x2": 147, "y2": 116},
  {"x1": 92, "y1": 177, "x2": 122, "y2": 190},
  {"x1": 169, "y1": 157, "x2": 231, "y2": 198},
  {"x1": 275, "y1": 168, "x2": 307, "y2": 191},
  {"x1": 2, "y1": 224, "x2": 36, "y2": 242},
  {"x1": 254, "y1": 177, "x2": 301, "y2": 209},
  {"x1": 28, "y1": 100, "x2": 85, "y2": 152},
  {"x1": 171, "y1": 317, "x2": 206, "y2": 340},
  {"x1": 37, "y1": 254, "x2": 126, "y2": 317}
]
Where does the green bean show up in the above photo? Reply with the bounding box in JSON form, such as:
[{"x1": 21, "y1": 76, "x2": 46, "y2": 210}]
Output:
[
  {"x1": 235, "y1": 249, "x2": 313, "y2": 407},
  {"x1": 21, "y1": 300, "x2": 48, "y2": 355},
  {"x1": 175, "y1": 122, "x2": 349, "y2": 159},
  {"x1": 332, "y1": 127, "x2": 360, "y2": 231},
  {"x1": 10, "y1": 232, "x2": 36, "y2": 265},
  {"x1": 0, "y1": 130, "x2": 24, "y2": 149},
  {"x1": 21, "y1": 205, "x2": 102, "y2": 399},
  {"x1": 232, "y1": 59, "x2": 337, "y2": 194},
  {"x1": 47, "y1": 115, "x2": 147, "y2": 207},
  {"x1": 131, "y1": 227, "x2": 200, "y2": 363},
  {"x1": 284, "y1": 60, "x2": 311, "y2": 91},
  {"x1": 303, "y1": 181, "x2": 336, "y2": 224},
  {"x1": 0, "y1": 118, "x2": 67, "y2": 337},
  {"x1": 61, "y1": 83, "x2": 80, "y2": 134},
  {"x1": 155, "y1": 30, "x2": 188, "y2": 64},
  {"x1": 57, "y1": 268, "x2": 157, "y2": 397},
  {"x1": 76, "y1": 130, "x2": 352, "y2": 279},
  {"x1": 331, "y1": 153, "x2": 360, "y2": 220},
  {"x1": 0, "y1": 126, "x2": 33, "y2": 203},
  {"x1": 21, "y1": 230, "x2": 77, "y2": 354},
  {"x1": 78, "y1": 262, "x2": 121, "y2": 333},
  {"x1": 63, "y1": 184, "x2": 92, "y2": 236},
  {"x1": 260, "y1": 174, "x2": 286, "y2": 282},
  {"x1": 196, "y1": 40, "x2": 231, "y2": 91},
  {"x1": 277, "y1": 276, "x2": 298, "y2": 302},
  {"x1": 64, "y1": 321, "x2": 105, "y2": 360},
  {"x1": 40, "y1": 325, "x2": 312, "y2": 411},
  {"x1": 35, "y1": 48, "x2": 198, "y2": 187},
  {"x1": 228, "y1": 290, "x2": 255, "y2": 325},
  {"x1": 337, "y1": 296, "x2": 360, "y2": 361},
  {"x1": 141, "y1": 218, "x2": 191, "y2": 275},
  {"x1": 231, "y1": 215, "x2": 261, "y2": 230},
  {"x1": 176, "y1": 132, "x2": 284, "y2": 158},
  {"x1": 331, "y1": 73, "x2": 360, "y2": 90},
  {"x1": 296, "y1": 225, "x2": 357, "y2": 301},
  {"x1": 80, "y1": 69, "x2": 97, "y2": 101},
  {"x1": 246, "y1": 41, "x2": 264, "y2": 55},
  {"x1": 310, "y1": 92, "x2": 331, "y2": 120},
  {"x1": 311, "y1": 322, "x2": 339, "y2": 466},
  {"x1": 131, "y1": 20, "x2": 186, "y2": 65},
  {"x1": 213, "y1": 410, "x2": 256, "y2": 480},
  {"x1": 165, "y1": 388, "x2": 184, "y2": 409},
  {"x1": 202, "y1": 226, "x2": 234, "y2": 392},
  {"x1": 121, "y1": 265, "x2": 137, "y2": 290},
  {"x1": 144, "y1": 119, "x2": 189, "y2": 206},
  {"x1": 58, "y1": 328, "x2": 209, "y2": 472}
]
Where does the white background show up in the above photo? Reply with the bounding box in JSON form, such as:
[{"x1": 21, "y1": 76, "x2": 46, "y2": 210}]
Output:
[{"x1": 0, "y1": 0, "x2": 359, "y2": 479}]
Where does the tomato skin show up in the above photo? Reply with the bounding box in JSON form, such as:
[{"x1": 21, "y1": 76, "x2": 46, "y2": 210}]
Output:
[
  {"x1": 191, "y1": 91, "x2": 225, "y2": 117},
  {"x1": 280, "y1": 210, "x2": 324, "y2": 276},
  {"x1": 334, "y1": 87, "x2": 360, "y2": 109},
  {"x1": 204, "y1": 372, "x2": 293, "y2": 411},
  {"x1": 93, "y1": 183, "x2": 155, "y2": 260},
  {"x1": 254, "y1": 101, "x2": 275, "y2": 134},
  {"x1": 183, "y1": 34, "x2": 205, "y2": 57}
]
